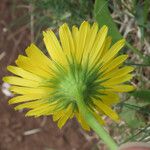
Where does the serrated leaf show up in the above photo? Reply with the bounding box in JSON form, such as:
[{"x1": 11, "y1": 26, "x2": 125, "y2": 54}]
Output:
[{"x1": 94, "y1": 0, "x2": 122, "y2": 43}]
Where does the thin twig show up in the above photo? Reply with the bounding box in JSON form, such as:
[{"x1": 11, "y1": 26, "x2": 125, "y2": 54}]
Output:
[{"x1": 0, "y1": 52, "x2": 6, "y2": 61}]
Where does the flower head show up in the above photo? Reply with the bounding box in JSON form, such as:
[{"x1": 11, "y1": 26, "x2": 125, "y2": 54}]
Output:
[{"x1": 3, "y1": 21, "x2": 134, "y2": 130}]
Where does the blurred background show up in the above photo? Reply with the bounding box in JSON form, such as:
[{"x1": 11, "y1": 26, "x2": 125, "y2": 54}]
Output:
[{"x1": 0, "y1": 0, "x2": 150, "y2": 150}]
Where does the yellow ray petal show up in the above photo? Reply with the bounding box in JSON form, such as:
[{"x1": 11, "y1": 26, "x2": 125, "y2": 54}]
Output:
[
  {"x1": 26, "y1": 104, "x2": 56, "y2": 117},
  {"x1": 100, "y1": 92, "x2": 120, "y2": 105},
  {"x1": 57, "y1": 104, "x2": 73, "y2": 128},
  {"x1": 90, "y1": 25, "x2": 108, "y2": 65},
  {"x1": 93, "y1": 99, "x2": 120, "y2": 122},
  {"x1": 109, "y1": 66, "x2": 134, "y2": 79},
  {"x1": 53, "y1": 109, "x2": 65, "y2": 121},
  {"x1": 107, "y1": 84, "x2": 135, "y2": 92},
  {"x1": 3, "y1": 76, "x2": 40, "y2": 87},
  {"x1": 84, "y1": 22, "x2": 98, "y2": 56},
  {"x1": 70, "y1": 112, "x2": 74, "y2": 119},
  {"x1": 43, "y1": 29, "x2": 67, "y2": 65},
  {"x1": 100, "y1": 54, "x2": 128, "y2": 73},
  {"x1": 72, "y1": 25, "x2": 79, "y2": 54},
  {"x1": 100, "y1": 39, "x2": 125, "y2": 65},
  {"x1": 9, "y1": 95, "x2": 34, "y2": 104},
  {"x1": 76, "y1": 21, "x2": 90, "y2": 62},
  {"x1": 101, "y1": 66, "x2": 134, "y2": 81},
  {"x1": 16, "y1": 55, "x2": 52, "y2": 78},
  {"x1": 19, "y1": 52, "x2": 52, "y2": 75},
  {"x1": 14, "y1": 100, "x2": 46, "y2": 110},
  {"x1": 59, "y1": 23, "x2": 75, "y2": 56},
  {"x1": 102, "y1": 74, "x2": 133, "y2": 86},
  {"x1": 101, "y1": 36, "x2": 112, "y2": 57},
  {"x1": 75, "y1": 112, "x2": 90, "y2": 131},
  {"x1": 7, "y1": 65, "x2": 43, "y2": 81},
  {"x1": 25, "y1": 44, "x2": 55, "y2": 71},
  {"x1": 9, "y1": 86, "x2": 52, "y2": 95},
  {"x1": 8, "y1": 94, "x2": 47, "y2": 104}
]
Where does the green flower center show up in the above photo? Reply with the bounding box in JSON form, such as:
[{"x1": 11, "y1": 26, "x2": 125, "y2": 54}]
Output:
[
  {"x1": 60, "y1": 71, "x2": 87, "y2": 101},
  {"x1": 51, "y1": 58, "x2": 105, "y2": 108}
]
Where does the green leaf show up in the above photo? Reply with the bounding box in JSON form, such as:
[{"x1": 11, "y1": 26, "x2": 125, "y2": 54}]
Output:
[
  {"x1": 143, "y1": 56, "x2": 150, "y2": 65},
  {"x1": 119, "y1": 99, "x2": 146, "y2": 128},
  {"x1": 94, "y1": 0, "x2": 146, "y2": 61},
  {"x1": 94, "y1": 0, "x2": 122, "y2": 43},
  {"x1": 120, "y1": 108, "x2": 145, "y2": 128},
  {"x1": 134, "y1": 0, "x2": 150, "y2": 42},
  {"x1": 131, "y1": 89, "x2": 150, "y2": 103}
]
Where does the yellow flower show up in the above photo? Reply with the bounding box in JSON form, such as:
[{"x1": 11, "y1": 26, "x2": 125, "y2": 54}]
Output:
[{"x1": 3, "y1": 21, "x2": 134, "y2": 131}]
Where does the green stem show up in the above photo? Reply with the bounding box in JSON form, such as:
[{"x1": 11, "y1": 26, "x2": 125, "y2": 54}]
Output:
[{"x1": 77, "y1": 94, "x2": 118, "y2": 150}]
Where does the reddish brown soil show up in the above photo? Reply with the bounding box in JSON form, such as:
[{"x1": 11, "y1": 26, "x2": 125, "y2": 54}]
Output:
[{"x1": 0, "y1": 1, "x2": 95, "y2": 150}]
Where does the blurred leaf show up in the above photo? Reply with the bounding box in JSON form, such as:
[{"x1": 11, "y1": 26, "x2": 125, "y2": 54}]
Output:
[
  {"x1": 94, "y1": 0, "x2": 148, "y2": 61},
  {"x1": 143, "y1": 0, "x2": 150, "y2": 24},
  {"x1": 137, "y1": 104, "x2": 150, "y2": 122},
  {"x1": 143, "y1": 56, "x2": 150, "y2": 65},
  {"x1": 23, "y1": 0, "x2": 94, "y2": 43},
  {"x1": 121, "y1": 124, "x2": 150, "y2": 144},
  {"x1": 131, "y1": 89, "x2": 150, "y2": 103},
  {"x1": 125, "y1": 62, "x2": 150, "y2": 67},
  {"x1": 134, "y1": 0, "x2": 150, "y2": 42},
  {"x1": 120, "y1": 107, "x2": 145, "y2": 128},
  {"x1": 26, "y1": 0, "x2": 94, "y2": 26},
  {"x1": 8, "y1": 13, "x2": 30, "y2": 29},
  {"x1": 120, "y1": 99, "x2": 146, "y2": 128},
  {"x1": 94, "y1": 0, "x2": 122, "y2": 43}
]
